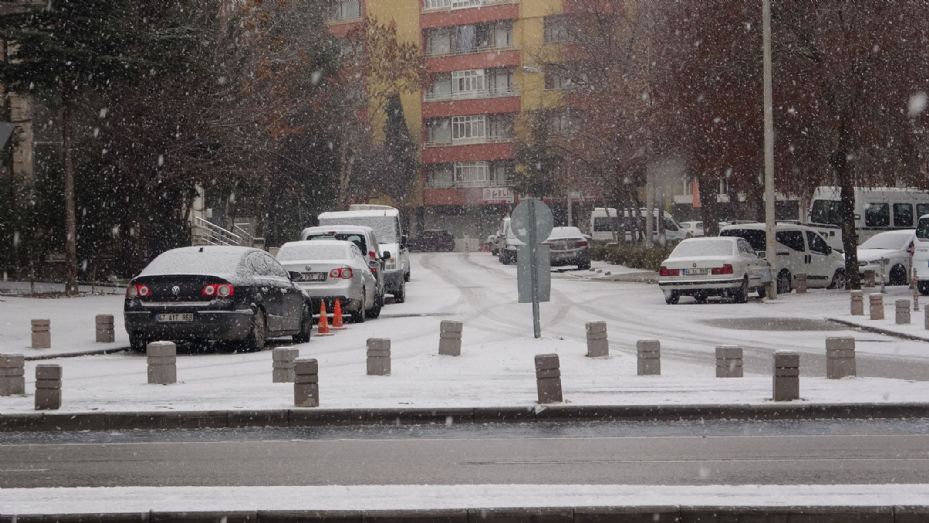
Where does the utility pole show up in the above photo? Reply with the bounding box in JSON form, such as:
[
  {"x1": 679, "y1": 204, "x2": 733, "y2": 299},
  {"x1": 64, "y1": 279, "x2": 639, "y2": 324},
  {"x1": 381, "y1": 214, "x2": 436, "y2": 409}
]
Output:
[{"x1": 763, "y1": 0, "x2": 778, "y2": 298}]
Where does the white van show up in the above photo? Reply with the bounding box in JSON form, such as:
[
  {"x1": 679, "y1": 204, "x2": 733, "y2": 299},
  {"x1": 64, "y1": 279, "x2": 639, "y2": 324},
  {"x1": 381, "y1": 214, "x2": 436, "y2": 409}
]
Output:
[
  {"x1": 913, "y1": 214, "x2": 929, "y2": 295},
  {"x1": 720, "y1": 222, "x2": 846, "y2": 293},
  {"x1": 808, "y1": 186, "x2": 929, "y2": 248},
  {"x1": 590, "y1": 207, "x2": 685, "y2": 243},
  {"x1": 317, "y1": 207, "x2": 410, "y2": 303}
]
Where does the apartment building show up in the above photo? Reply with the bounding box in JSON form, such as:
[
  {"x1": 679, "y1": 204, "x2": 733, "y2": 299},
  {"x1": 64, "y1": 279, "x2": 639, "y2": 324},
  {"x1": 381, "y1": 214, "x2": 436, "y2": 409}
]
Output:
[{"x1": 327, "y1": 0, "x2": 581, "y2": 240}]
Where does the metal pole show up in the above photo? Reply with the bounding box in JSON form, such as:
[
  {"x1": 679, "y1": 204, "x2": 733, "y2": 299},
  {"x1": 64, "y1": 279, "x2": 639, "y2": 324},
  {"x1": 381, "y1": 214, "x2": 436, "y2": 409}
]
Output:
[
  {"x1": 880, "y1": 257, "x2": 886, "y2": 294},
  {"x1": 527, "y1": 199, "x2": 541, "y2": 338},
  {"x1": 763, "y1": 0, "x2": 777, "y2": 299}
]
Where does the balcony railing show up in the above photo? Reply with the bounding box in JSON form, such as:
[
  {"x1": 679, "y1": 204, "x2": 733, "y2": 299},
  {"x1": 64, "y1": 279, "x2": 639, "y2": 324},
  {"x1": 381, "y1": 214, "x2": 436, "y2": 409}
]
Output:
[
  {"x1": 424, "y1": 136, "x2": 514, "y2": 147},
  {"x1": 423, "y1": 0, "x2": 518, "y2": 13},
  {"x1": 424, "y1": 87, "x2": 519, "y2": 102},
  {"x1": 425, "y1": 43, "x2": 515, "y2": 58},
  {"x1": 427, "y1": 179, "x2": 511, "y2": 189}
]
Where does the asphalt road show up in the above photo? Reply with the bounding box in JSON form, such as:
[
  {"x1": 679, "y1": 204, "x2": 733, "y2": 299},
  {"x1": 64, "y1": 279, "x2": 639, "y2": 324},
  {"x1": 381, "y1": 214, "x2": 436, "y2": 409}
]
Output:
[{"x1": 2, "y1": 419, "x2": 929, "y2": 488}]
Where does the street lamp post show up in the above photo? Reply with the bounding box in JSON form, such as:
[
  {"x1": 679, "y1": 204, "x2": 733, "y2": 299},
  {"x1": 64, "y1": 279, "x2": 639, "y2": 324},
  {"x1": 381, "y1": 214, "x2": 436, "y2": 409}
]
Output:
[{"x1": 763, "y1": 0, "x2": 778, "y2": 298}]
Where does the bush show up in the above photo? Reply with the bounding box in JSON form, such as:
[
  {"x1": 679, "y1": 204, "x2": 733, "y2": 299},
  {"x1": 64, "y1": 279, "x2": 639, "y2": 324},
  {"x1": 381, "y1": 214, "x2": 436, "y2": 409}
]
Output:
[{"x1": 591, "y1": 243, "x2": 674, "y2": 271}]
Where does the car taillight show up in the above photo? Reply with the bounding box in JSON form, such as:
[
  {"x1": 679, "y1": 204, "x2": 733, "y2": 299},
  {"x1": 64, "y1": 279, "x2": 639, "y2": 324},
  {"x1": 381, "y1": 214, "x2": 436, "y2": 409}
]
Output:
[
  {"x1": 369, "y1": 250, "x2": 377, "y2": 260},
  {"x1": 201, "y1": 283, "x2": 234, "y2": 298},
  {"x1": 659, "y1": 266, "x2": 680, "y2": 277},
  {"x1": 127, "y1": 284, "x2": 151, "y2": 298},
  {"x1": 329, "y1": 267, "x2": 354, "y2": 279},
  {"x1": 575, "y1": 240, "x2": 588, "y2": 248},
  {"x1": 711, "y1": 264, "x2": 734, "y2": 275}
]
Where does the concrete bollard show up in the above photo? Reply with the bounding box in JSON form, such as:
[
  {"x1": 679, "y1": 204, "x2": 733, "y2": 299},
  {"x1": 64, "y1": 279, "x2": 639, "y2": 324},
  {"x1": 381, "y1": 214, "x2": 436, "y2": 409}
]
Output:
[
  {"x1": 772, "y1": 352, "x2": 800, "y2": 401},
  {"x1": 0, "y1": 354, "x2": 25, "y2": 396},
  {"x1": 95, "y1": 314, "x2": 115, "y2": 343},
  {"x1": 896, "y1": 299, "x2": 911, "y2": 325},
  {"x1": 146, "y1": 341, "x2": 177, "y2": 385},
  {"x1": 863, "y1": 270, "x2": 876, "y2": 288},
  {"x1": 794, "y1": 273, "x2": 808, "y2": 294},
  {"x1": 293, "y1": 358, "x2": 319, "y2": 407},
  {"x1": 850, "y1": 290, "x2": 864, "y2": 316},
  {"x1": 715, "y1": 346, "x2": 743, "y2": 378},
  {"x1": 438, "y1": 320, "x2": 463, "y2": 356},
  {"x1": 35, "y1": 364, "x2": 62, "y2": 410},
  {"x1": 31, "y1": 319, "x2": 50, "y2": 349},
  {"x1": 366, "y1": 338, "x2": 391, "y2": 376},
  {"x1": 585, "y1": 321, "x2": 609, "y2": 358},
  {"x1": 869, "y1": 294, "x2": 884, "y2": 321},
  {"x1": 272, "y1": 347, "x2": 299, "y2": 383},
  {"x1": 534, "y1": 353, "x2": 563, "y2": 404},
  {"x1": 636, "y1": 340, "x2": 661, "y2": 375},
  {"x1": 826, "y1": 337, "x2": 856, "y2": 379}
]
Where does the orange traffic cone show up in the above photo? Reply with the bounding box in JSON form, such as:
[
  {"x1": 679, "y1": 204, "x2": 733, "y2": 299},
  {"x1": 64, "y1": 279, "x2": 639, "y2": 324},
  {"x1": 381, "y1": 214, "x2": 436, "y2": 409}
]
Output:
[
  {"x1": 332, "y1": 298, "x2": 346, "y2": 330},
  {"x1": 316, "y1": 301, "x2": 334, "y2": 336}
]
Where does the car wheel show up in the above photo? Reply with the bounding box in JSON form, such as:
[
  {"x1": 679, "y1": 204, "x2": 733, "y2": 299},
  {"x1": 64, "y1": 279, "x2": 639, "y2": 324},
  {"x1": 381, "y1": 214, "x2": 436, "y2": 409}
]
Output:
[
  {"x1": 129, "y1": 334, "x2": 148, "y2": 353},
  {"x1": 733, "y1": 276, "x2": 749, "y2": 303},
  {"x1": 664, "y1": 291, "x2": 679, "y2": 305},
  {"x1": 578, "y1": 259, "x2": 591, "y2": 270},
  {"x1": 757, "y1": 284, "x2": 767, "y2": 299},
  {"x1": 889, "y1": 264, "x2": 908, "y2": 286},
  {"x1": 292, "y1": 303, "x2": 312, "y2": 344},
  {"x1": 404, "y1": 270, "x2": 411, "y2": 283},
  {"x1": 394, "y1": 281, "x2": 406, "y2": 303},
  {"x1": 353, "y1": 289, "x2": 367, "y2": 323},
  {"x1": 919, "y1": 281, "x2": 929, "y2": 296},
  {"x1": 244, "y1": 309, "x2": 267, "y2": 352},
  {"x1": 695, "y1": 294, "x2": 708, "y2": 304},
  {"x1": 369, "y1": 290, "x2": 383, "y2": 319},
  {"x1": 828, "y1": 269, "x2": 847, "y2": 290},
  {"x1": 777, "y1": 270, "x2": 792, "y2": 294}
]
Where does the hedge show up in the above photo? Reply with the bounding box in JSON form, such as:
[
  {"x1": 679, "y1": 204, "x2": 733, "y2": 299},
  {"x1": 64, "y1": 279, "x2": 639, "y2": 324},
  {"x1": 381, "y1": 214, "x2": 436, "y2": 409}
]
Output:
[{"x1": 590, "y1": 243, "x2": 675, "y2": 271}]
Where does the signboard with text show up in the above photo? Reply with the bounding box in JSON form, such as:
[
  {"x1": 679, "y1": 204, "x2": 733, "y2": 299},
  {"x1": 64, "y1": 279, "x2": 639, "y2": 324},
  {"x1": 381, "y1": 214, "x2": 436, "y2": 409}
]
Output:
[{"x1": 482, "y1": 187, "x2": 514, "y2": 204}]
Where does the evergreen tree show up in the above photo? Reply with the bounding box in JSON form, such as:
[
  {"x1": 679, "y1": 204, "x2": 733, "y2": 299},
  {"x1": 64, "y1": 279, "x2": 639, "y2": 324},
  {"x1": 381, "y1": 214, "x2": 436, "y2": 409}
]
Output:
[
  {"x1": 381, "y1": 95, "x2": 417, "y2": 203},
  {"x1": 0, "y1": 1, "x2": 151, "y2": 294}
]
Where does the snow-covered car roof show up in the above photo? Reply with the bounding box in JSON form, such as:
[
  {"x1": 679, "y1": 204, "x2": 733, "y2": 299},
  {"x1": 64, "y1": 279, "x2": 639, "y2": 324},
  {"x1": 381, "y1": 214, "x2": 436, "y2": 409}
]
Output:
[
  {"x1": 277, "y1": 240, "x2": 357, "y2": 262},
  {"x1": 319, "y1": 209, "x2": 399, "y2": 219},
  {"x1": 137, "y1": 246, "x2": 256, "y2": 279},
  {"x1": 547, "y1": 226, "x2": 586, "y2": 240}
]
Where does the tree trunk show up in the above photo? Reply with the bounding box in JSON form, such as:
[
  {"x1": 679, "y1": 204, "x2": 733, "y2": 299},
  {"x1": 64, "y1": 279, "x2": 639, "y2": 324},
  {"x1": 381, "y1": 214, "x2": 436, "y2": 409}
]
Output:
[
  {"x1": 833, "y1": 123, "x2": 859, "y2": 290},
  {"x1": 337, "y1": 136, "x2": 353, "y2": 209},
  {"x1": 698, "y1": 174, "x2": 721, "y2": 237},
  {"x1": 62, "y1": 96, "x2": 78, "y2": 296}
]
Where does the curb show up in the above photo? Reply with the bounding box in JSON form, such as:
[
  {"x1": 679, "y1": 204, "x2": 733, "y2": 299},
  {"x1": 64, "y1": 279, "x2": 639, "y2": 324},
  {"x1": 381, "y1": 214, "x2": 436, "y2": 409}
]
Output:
[
  {"x1": 826, "y1": 317, "x2": 929, "y2": 343},
  {"x1": 1, "y1": 505, "x2": 926, "y2": 522},
  {"x1": 22, "y1": 346, "x2": 130, "y2": 361},
  {"x1": 3, "y1": 402, "x2": 929, "y2": 433}
]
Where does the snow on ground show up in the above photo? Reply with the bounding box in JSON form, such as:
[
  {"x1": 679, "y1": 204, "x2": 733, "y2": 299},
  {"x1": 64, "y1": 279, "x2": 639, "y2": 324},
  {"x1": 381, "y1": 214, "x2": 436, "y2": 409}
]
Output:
[
  {"x1": 1, "y1": 253, "x2": 928, "y2": 414},
  {"x1": 3, "y1": 484, "x2": 929, "y2": 513}
]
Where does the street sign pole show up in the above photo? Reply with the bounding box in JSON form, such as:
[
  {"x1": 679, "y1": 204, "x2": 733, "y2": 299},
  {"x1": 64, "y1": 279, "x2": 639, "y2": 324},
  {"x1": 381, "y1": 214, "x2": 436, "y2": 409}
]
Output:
[{"x1": 528, "y1": 199, "x2": 541, "y2": 338}]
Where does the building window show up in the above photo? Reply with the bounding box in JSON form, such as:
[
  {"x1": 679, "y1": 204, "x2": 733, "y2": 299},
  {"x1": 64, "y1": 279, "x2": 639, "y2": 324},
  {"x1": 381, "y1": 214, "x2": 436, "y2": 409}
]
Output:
[
  {"x1": 452, "y1": 115, "x2": 487, "y2": 143},
  {"x1": 544, "y1": 67, "x2": 584, "y2": 90},
  {"x1": 330, "y1": 0, "x2": 361, "y2": 22},
  {"x1": 425, "y1": 21, "x2": 513, "y2": 56},
  {"x1": 544, "y1": 16, "x2": 572, "y2": 43},
  {"x1": 452, "y1": 69, "x2": 486, "y2": 96},
  {"x1": 426, "y1": 118, "x2": 452, "y2": 144},
  {"x1": 423, "y1": 0, "x2": 451, "y2": 8},
  {"x1": 428, "y1": 164, "x2": 454, "y2": 188},
  {"x1": 548, "y1": 109, "x2": 580, "y2": 135},
  {"x1": 488, "y1": 114, "x2": 514, "y2": 140},
  {"x1": 455, "y1": 162, "x2": 490, "y2": 186}
]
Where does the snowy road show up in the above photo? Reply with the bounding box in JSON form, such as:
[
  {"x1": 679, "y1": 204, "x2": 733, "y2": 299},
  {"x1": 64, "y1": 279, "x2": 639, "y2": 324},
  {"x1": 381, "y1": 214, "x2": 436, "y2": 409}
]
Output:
[
  {"x1": 2, "y1": 419, "x2": 929, "y2": 487},
  {"x1": 1, "y1": 252, "x2": 929, "y2": 414}
]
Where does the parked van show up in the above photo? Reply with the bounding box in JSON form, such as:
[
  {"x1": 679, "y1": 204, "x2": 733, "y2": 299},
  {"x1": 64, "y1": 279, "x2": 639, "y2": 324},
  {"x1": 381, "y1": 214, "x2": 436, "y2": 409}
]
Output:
[
  {"x1": 720, "y1": 222, "x2": 846, "y2": 293},
  {"x1": 589, "y1": 207, "x2": 685, "y2": 243},
  {"x1": 913, "y1": 214, "x2": 929, "y2": 295},
  {"x1": 808, "y1": 186, "x2": 929, "y2": 248},
  {"x1": 317, "y1": 207, "x2": 410, "y2": 303}
]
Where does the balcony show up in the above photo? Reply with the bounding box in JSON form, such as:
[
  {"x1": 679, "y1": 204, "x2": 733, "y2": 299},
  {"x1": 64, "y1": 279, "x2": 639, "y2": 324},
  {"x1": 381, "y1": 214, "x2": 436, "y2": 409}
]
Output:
[
  {"x1": 425, "y1": 87, "x2": 518, "y2": 102},
  {"x1": 422, "y1": 141, "x2": 516, "y2": 164},
  {"x1": 422, "y1": 1, "x2": 518, "y2": 29},
  {"x1": 424, "y1": 186, "x2": 515, "y2": 206}
]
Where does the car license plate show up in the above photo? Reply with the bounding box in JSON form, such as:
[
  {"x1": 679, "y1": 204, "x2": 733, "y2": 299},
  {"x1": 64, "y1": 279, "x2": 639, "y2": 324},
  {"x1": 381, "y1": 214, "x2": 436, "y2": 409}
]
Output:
[
  {"x1": 684, "y1": 268, "x2": 708, "y2": 276},
  {"x1": 156, "y1": 313, "x2": 193, "y2": 323},
  {"x1": 302, "y1": 272, "x2": 327, "y2": 282}
]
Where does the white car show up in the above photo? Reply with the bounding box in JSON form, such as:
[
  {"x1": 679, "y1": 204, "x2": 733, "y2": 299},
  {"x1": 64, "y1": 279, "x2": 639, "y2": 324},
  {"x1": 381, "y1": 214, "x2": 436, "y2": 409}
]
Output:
[
  {"x1": 720, "y1": 222, "x2": 846, "y2": 293},
  {"x1": 276, "y1": 240, "x2": 381, "y2": 322},
  {"x1": 658, "y1": 237, "x2": 771, "y2": 304},
  {"x1": 679, "y1": 221, "x2": 705, "y2": 238},
  {"x1": 857, "y1": 229, "x2": 915, "y2": 285}
]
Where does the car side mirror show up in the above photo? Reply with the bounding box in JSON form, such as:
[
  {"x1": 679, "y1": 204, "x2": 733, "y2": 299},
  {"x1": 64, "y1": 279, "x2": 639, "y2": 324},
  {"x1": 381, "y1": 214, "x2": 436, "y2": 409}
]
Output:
[
  {"x1": 382, "y1": 251, "x2": 392, "y2": 260},
  {"x1": 288, "y1": 271, "x2": 302, "y2": 281},
  {"x1": 825, "y1": 246, "x2": 832, "y2": 255}
]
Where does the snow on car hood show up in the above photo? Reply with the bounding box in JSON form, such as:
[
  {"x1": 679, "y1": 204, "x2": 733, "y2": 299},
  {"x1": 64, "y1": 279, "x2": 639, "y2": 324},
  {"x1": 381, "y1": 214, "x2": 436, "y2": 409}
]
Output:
[{"x1": 857, "y1": 248, "x2": 900, "y2": 263}]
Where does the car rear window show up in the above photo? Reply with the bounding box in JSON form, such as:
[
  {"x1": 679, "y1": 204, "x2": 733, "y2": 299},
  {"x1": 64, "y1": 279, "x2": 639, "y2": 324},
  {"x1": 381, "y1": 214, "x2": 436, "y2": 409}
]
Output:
[
  {"x1": 670, "y1": 239, "x2": 733, "y2": 257},
  {"x1": 547, "y1": 227, "x2": 584, "y2": 240},
  {"x1": 305, "y1": 233, "x2": 368, "y2": 252},
  {"x1": 139, "y1": 249, "x2": 245, "y2": 277},
  {"x1": 277, "y1": 244, "x2": 351, "y2": 261},
  {"x1": 720, "y1": 229, "x2": 766, "y2": 251}
]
